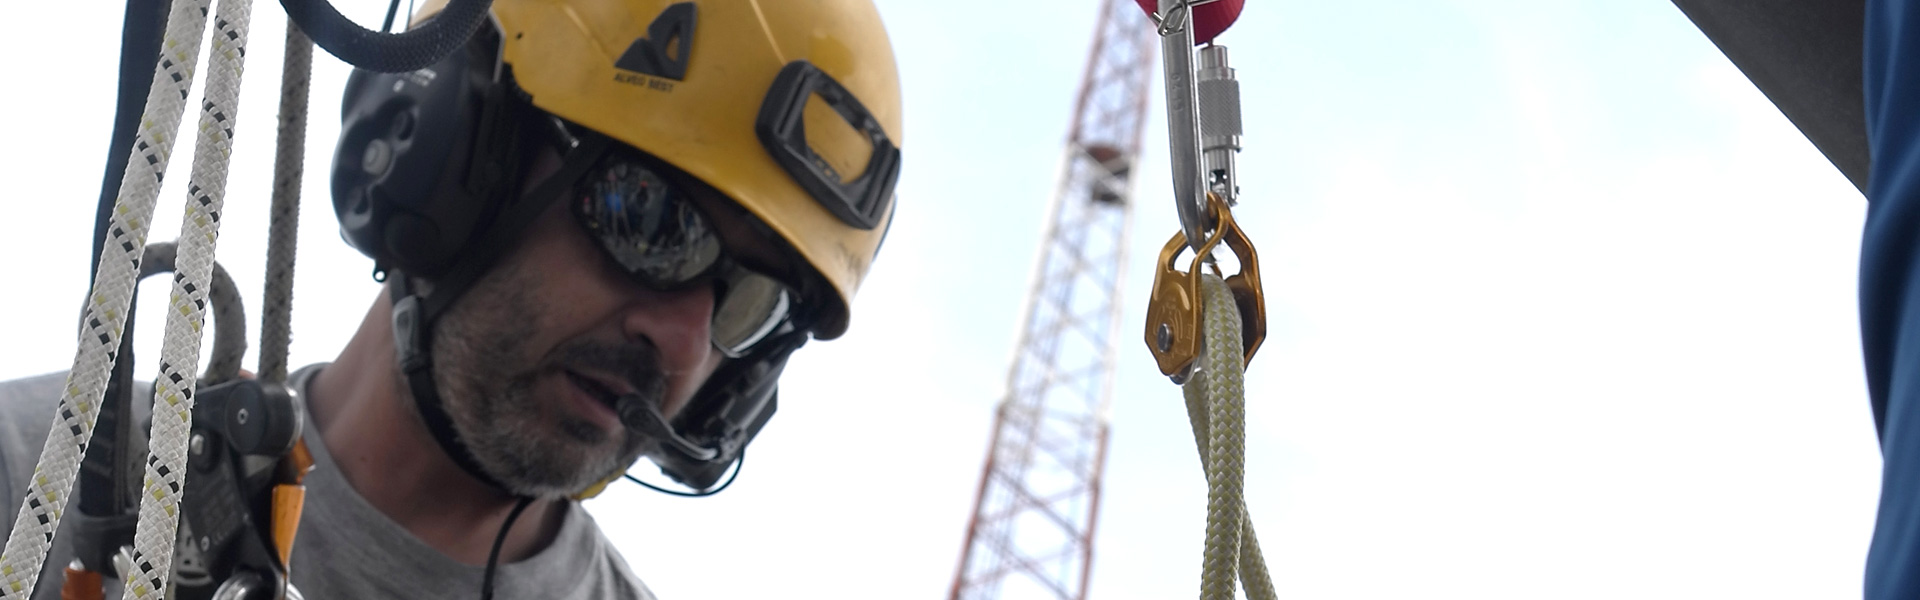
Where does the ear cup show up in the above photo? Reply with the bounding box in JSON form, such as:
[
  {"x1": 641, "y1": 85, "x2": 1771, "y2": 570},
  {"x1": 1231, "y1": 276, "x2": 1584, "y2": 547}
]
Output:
[{"x1": 332, "y1": 38, "x2": 501, "y2": 279}]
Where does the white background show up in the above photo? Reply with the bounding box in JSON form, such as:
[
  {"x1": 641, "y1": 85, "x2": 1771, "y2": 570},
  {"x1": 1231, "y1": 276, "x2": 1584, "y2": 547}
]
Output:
[{"x1": 0, "y1": 1, "x2": 1879, "y2": 598}]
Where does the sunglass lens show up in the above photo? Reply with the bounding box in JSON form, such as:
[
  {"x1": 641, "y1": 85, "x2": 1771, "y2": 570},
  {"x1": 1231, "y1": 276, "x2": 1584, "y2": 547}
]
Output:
[
  {"x1": 712, "y1": 272, "x2": 791, "y2": 357},
  {"x1": 576, "y1": 159, "x2": 723, "y2": 285}
]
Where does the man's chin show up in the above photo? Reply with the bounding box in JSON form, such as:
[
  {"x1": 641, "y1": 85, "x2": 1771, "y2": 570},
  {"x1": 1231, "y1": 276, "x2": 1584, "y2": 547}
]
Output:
[
  {"x1": 472, "y1": 431, "x2": 636, "y2": 498},
  {"x1": 495, "y1": 458, "x2": 626, "y2": 498}
]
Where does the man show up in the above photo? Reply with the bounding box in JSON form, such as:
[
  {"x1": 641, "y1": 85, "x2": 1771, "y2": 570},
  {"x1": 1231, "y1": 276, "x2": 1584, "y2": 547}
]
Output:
[{"x1": 0, "y1": 0, "x2": 903, "y2": 597}]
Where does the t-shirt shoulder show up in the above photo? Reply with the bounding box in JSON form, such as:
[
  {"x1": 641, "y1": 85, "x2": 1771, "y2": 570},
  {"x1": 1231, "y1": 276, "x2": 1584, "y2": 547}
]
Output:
[{"x1": 0, "y1": 372, "x2": 87, "y2": 541}]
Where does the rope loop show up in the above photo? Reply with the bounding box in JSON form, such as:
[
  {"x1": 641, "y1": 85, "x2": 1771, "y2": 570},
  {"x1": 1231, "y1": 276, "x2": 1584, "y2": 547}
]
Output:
[
  {"x1": 278, "y1": 0, "x2": 492, "y2": 73},
  {"x1": 1182, "y1": 273, "x2": 1275, "y2": 600}
]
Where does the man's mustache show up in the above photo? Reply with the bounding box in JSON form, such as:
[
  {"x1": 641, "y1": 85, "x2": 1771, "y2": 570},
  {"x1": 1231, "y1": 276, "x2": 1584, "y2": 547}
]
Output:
[{"x1": 545, "y1": 339, "x2": 668, "y2": 408}]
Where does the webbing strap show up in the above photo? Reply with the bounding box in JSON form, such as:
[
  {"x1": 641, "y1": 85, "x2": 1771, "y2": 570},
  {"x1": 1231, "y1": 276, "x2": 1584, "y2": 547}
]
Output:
[{"x1": 1182, "y1": 273, "x2": 1276, "y2": 600}]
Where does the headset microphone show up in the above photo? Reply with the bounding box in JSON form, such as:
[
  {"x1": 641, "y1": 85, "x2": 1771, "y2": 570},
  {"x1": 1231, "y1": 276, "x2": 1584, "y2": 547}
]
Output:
[{"x1": 616, "y1": 394, "x2": 720, "y2": 462}]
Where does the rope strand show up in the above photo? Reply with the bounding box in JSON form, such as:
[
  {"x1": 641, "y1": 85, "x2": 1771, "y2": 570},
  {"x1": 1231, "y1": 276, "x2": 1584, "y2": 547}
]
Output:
[
  {"x1": 0, "y1": 0, "x2": 215, "y2": 594},
  {"x1": 259, "y1": 21, "x2": 313, "y2": 384},
  {"x1": 120, "y1": 0, "x2": 257, "y2": 595},
  {"x1": 1182, "y1": 273, "x2": 1275, "y2": 600}
]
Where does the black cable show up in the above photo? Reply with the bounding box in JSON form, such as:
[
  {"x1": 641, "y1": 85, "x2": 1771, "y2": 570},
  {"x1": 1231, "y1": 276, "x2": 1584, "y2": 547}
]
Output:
[
  {"x1": 480, "y1": 496, "x2": 535, "y2": 600},
  {"x1": 623, "y1": 451, "x2": 745, "y2": 498},
  {"x1": 379, "y1": 0, "x2": 403, "y2": 33}
]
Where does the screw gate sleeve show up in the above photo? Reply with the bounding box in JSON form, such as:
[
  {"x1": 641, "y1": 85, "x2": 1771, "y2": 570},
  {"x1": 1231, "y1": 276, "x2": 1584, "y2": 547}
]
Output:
[
  {"x1": 1197, "y1": 46, "x2": 1241, "y2": 204},
  {"x1": 1134, "y1": 0, "x2": 1246, "y2": 45}
]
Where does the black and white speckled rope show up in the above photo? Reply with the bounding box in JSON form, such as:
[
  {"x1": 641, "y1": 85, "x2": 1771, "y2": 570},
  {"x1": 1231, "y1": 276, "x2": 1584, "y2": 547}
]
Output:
[
  {"x1": 119, "y1": 0, "x2": 257, "y2": 595},
  {"x1": 0, "y1": 0, "x2": 215, "y2": 595},
  {"x1": 259, "y1": 22, "x2": 312, "y2": 384}
]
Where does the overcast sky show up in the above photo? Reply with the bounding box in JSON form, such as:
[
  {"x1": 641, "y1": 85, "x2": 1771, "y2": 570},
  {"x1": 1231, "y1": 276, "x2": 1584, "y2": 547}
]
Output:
[{"x1": 0, "y1": 1, "x2": 1881, "y2": 598}]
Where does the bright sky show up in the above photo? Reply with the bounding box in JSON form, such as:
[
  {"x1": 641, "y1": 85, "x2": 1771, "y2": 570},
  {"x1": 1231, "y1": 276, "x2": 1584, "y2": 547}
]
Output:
[{"x1": 0, "y1": 1, "x2": 1880, "y2": 599}]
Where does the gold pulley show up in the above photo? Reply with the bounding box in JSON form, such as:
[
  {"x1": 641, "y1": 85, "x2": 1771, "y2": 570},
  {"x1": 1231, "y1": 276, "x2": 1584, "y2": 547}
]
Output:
[{"x1": 1145, "y1": 192, "x2": 1266, "y2": 379}]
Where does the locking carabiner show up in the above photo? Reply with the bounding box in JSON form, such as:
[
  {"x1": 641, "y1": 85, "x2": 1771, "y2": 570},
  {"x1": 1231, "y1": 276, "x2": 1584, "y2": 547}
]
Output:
[{"x1": 1156, "y1": 0, "x2": 1213, "y2": 251}]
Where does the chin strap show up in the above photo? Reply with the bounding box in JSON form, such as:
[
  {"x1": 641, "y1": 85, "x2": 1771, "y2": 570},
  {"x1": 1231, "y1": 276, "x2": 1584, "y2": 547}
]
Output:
[
  {"x1": 381, "y1": 130, "x2": 613, "y2": 497},
  {"x1": 390, "y1": 274, "x2": 521, "y2": 495}
]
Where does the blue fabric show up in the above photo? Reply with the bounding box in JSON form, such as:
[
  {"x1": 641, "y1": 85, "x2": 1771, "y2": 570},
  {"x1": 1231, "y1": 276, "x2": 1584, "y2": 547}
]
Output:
[{"x1": 1865, "y1": 1, "x2": 1920, "y2": 596}]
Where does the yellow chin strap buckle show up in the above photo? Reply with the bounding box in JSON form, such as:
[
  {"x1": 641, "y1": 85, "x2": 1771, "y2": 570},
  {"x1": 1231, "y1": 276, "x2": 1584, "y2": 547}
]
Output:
[{"x1": 572, "y1": 472, "x2": 624, "y2": 501}]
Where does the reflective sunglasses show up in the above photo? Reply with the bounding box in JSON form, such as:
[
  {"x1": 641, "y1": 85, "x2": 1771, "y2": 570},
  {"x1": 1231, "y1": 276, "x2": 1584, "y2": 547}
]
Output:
[{"x1": 571, "y1": 149, "x2": 797, "y2": 358}]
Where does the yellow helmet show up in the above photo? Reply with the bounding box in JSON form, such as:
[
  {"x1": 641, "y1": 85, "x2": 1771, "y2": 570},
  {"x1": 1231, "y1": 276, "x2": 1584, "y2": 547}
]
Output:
[
  {"x1": 338, "y1": 0, "x2": 902, "y2": 492},
  {"x1": 426, "y1": 0, "x2": 906, "y2": 339}
]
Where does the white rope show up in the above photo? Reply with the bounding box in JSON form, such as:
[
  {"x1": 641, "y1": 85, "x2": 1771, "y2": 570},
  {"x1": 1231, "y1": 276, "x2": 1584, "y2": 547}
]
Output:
[
  {"x1": 0, "y1": 0, "x2": 213, "y2": 595},
  {"x1": 1183, "y1": 273, "x2": 1275, "y2": 600},
  {"x1": 122, "y1": 0, "x2": 255, "y2": 595}
]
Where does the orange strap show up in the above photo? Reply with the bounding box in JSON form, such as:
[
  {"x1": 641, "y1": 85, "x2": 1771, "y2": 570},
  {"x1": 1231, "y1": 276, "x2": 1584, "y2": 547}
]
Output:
[
  {"x1": 271, "y1": 439, "x2": 316, "y2": 569},
  {"x1": 271, "y1": 484, "x2": 306, "y2": 568}
]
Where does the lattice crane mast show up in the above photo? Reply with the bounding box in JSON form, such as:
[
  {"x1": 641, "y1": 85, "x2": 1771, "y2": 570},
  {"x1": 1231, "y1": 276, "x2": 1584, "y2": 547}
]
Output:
[{"x1": 947, "y1": 1, "x2": 1156, "y2": 598}]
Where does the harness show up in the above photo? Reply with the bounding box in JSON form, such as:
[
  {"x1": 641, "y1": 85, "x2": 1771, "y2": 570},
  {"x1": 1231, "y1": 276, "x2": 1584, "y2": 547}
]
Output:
[{"x1": 0, "y1": 0, "x2": 493, "y2": 597}]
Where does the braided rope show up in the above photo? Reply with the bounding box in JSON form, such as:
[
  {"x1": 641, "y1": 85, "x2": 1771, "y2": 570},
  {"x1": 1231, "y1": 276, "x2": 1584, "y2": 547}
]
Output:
[
  {"x1": 121, "y1": 0, "x2": 254, "y2": 596},
  {"x1": 1240, "y1": 511, "x2": 1275, "y2": 599},
  {"x1": 0, "y1": 0, "x2": 213, "y2": 595},
  {"x1": 1181, "y1": 273, "x2": 1275, "y2": 600},
  {"x1": 258, "y1": 23, "x2": 312, "y2": 384},
  {"x1": 136, "y1": 243, "x2": 248, "y2": 388}
]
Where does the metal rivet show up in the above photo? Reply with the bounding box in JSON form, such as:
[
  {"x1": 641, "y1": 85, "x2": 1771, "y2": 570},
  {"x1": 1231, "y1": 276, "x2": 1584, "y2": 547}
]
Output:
[
  {"x1": 1156, "y1": 323, "x2": 1173, "y2": 352},
  {"x1": 189, "y1": 434, "x2": 205, "y2": 457},
  {"x1": 361, "y1": 139, "x2": 392, "y2": 177},
  {"x1": 1172, "y1": 363, "x2": 1197, "y2": 385},
  {"x1": 236, "y1": 408, "x2": 249, "y2": 425}
]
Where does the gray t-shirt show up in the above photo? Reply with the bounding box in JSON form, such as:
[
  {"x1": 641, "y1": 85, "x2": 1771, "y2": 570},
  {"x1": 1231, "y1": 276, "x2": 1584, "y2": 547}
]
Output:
[{"x1": 0, "y1": 367, "x2": 656, "y2": 599}]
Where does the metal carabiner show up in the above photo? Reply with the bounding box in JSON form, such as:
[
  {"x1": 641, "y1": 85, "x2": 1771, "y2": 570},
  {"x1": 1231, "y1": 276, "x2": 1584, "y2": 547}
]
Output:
[
  {"x1": 1157, "y1": 0, "x2": 1214, "y2": 251},
  {"x1": 1145, "y1": 193, "x2": 1266, "y2": 379}
]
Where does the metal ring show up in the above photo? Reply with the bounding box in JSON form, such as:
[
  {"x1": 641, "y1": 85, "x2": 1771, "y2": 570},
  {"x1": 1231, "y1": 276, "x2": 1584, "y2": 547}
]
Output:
[{"x1": 1151, "y1": 0, "x2": 1225, "y2": 35}]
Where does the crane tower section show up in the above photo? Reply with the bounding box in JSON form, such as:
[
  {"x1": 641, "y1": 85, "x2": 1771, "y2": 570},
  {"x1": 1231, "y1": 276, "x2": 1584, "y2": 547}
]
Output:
[{"x1": 949, "y1": 1, "x2": 1156, "y2": 599}]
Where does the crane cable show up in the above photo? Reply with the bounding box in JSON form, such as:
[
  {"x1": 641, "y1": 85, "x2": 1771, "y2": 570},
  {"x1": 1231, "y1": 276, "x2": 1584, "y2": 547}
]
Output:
[
  {"x1": 1184, "y1": 274, "x2": 1276, "y2": 600},
  {"x1": 0, "y1": 0, "x2": 254, "y2": 595}
]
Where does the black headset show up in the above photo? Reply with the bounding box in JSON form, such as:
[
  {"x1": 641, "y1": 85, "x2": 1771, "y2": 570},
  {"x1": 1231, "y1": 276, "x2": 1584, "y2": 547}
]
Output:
[
  {"x1": 329, "y1": 24, "x2": 789, "y2": 492},
  {"x1": 332, "y1": 24, "x2": 523, "y2": 280}
]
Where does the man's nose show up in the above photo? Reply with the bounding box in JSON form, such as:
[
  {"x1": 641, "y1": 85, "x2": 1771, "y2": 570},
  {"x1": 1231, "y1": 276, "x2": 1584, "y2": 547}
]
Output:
[{"x1": 620, "y1": 282, "x2": 716, "y2": 374}]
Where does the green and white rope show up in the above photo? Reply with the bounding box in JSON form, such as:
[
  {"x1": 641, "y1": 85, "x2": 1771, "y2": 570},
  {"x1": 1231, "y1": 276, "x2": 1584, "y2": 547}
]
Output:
[
  {"x1": 0, "y1": 0, "x2": 214, "y2": 595},
  {"x1": 1182, "y1": 273, "x2": 1275, "y2": 600},
  {"x1": 122, "y1": 0, "x2": 254, "y2": 595}
]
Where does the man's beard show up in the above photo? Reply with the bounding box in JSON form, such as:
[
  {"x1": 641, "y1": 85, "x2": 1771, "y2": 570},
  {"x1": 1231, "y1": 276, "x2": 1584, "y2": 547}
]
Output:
[{"x1": 424, "y1": 260, "x2": 667, "y2": 497}]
